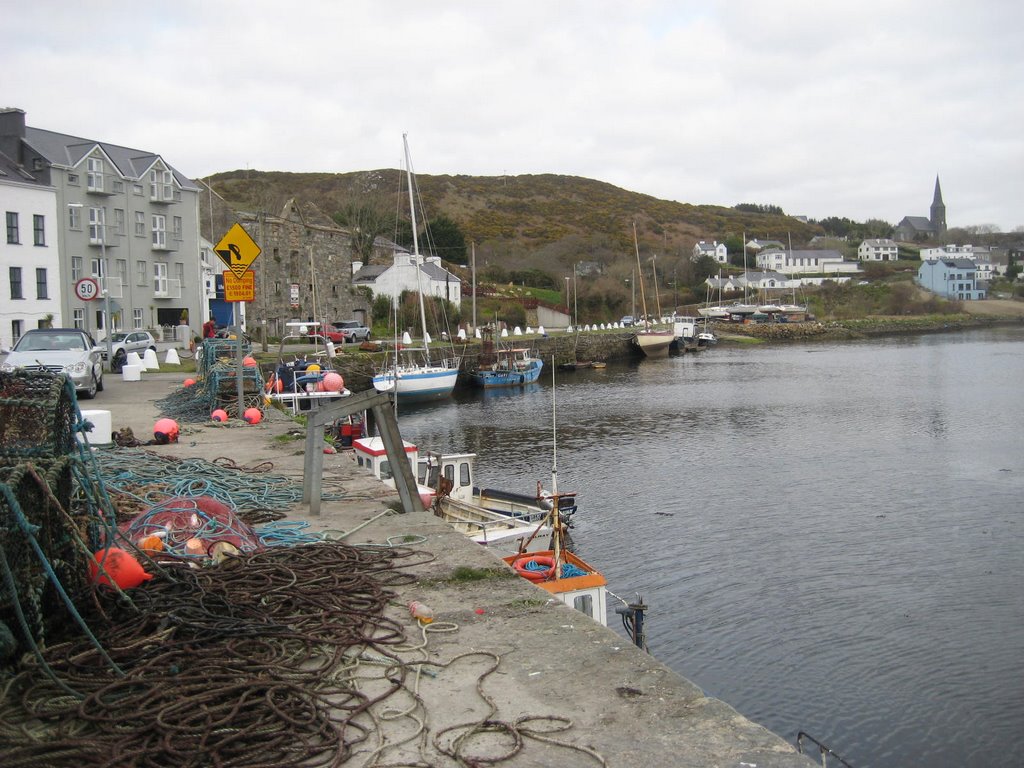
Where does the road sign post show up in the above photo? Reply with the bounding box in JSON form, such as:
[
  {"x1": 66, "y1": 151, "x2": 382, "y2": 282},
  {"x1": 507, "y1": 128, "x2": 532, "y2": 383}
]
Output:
[{"x1": 213, "y1": 224, "x2": 262, "y2": 418}]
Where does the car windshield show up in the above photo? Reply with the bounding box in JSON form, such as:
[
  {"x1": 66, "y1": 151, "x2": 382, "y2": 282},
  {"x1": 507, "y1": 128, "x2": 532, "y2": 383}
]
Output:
[
  {"x1": 16, "y1": 333, "x2": 87, "y2": 352},
  {"x1": 110, "y1": 333, "x2": 128, "y2": 342}
]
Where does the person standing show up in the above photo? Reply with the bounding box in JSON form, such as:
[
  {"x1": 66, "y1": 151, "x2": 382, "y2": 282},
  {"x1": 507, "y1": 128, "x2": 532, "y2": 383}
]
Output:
[{"x1": 202, "y1": 319, "x2": 216, "y2": 339}]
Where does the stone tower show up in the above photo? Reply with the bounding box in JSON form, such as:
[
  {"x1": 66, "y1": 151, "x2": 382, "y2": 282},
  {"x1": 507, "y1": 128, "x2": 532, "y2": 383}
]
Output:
[{"x1": 930, "y1": 175, "x2": 947, "y2": 234}]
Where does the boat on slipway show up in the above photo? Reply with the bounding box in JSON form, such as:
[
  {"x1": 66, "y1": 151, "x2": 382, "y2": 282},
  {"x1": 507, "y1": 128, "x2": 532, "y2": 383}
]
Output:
[{"x1": 372, "y1": 134, "x2": 461, "y2": 401}]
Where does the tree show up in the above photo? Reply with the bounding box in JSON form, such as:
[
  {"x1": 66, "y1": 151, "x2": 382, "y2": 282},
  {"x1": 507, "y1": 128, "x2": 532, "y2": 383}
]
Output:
[
  {"x1": 1006, "y1": 254, "x2": 1022, "y2": 282},
  {"x1": 423, "y1": 215, "x2": 467, "y2": 265},
  {"x1": 332, "y1": 201, "x2": 391, "y2": 262}
]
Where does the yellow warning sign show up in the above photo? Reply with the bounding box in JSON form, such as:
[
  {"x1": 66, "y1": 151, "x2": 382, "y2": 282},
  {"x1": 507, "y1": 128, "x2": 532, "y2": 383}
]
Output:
[
  {"x1": 214, "y1": 223, "x2": 261, "y2": 279},
  {"x1": 223, "y1": 270, "x2": 255, "y2": 302}
]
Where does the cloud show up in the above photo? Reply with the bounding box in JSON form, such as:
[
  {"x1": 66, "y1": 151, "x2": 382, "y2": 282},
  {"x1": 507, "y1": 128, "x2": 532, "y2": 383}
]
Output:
[{"x1": 7, "y1": 0, "x2": 1024, "y2": 230}]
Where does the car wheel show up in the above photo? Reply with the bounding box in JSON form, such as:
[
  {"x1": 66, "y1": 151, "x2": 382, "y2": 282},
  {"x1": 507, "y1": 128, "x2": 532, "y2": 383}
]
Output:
[
  {"x1": 81, "y1": 374, "x2": 98, "y2": 400},
  {"x1": 96, "y1": 372, "x2": 104, "y2": 392}
]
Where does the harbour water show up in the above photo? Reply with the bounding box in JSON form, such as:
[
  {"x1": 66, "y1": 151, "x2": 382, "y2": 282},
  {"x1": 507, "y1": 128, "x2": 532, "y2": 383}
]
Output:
[{"x1": 396, "y1": 325, "x2": 1024, "y2": 768}]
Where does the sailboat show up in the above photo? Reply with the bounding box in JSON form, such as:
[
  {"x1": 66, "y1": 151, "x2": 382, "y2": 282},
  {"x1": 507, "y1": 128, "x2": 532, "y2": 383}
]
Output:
[
  {"x1": 372, "y1": 135, "x2": 461, "y2": 400},
  {"x1": 630, "y1": 222, "x2": 674, "y2": 358}
]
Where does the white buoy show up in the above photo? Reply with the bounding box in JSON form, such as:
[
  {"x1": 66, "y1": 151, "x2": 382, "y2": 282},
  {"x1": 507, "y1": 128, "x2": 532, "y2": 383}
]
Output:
[
  {"x1": 474, "y1": 328, "x2": 482, "y2": 339},
  {"x1": 513, "y1": 326, "x2": 523, "y2": 336},
  {"x1": 538, "y1": 326, "x2": 545, "y2": 335},
  {"x1": 165, "y1": 348, "x2": 181, "y2": 365},
  {"x1": 500, "y1": 328, "x2": 509, "y2": 338},
  {"x1": 126, "y1": 351, "x2": 142, "y2": 368},
  {"x1": 402, "y1": 331, "x2": 412, "y2": 344},
  {"x1": 457, "y1": 328, "x2": 467, "y2": 340},
  {"x1": 424, "y1": 331, "x2": 432, "y2": 344},
  {"x1": 142, "y1": 349, "x2": 160, "y2": 370}
]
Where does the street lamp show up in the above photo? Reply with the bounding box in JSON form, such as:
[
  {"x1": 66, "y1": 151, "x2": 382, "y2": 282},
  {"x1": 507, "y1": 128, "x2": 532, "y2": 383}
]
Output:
[{"x1": 70, "y1": 204, "x2": 113, "y2": 369}]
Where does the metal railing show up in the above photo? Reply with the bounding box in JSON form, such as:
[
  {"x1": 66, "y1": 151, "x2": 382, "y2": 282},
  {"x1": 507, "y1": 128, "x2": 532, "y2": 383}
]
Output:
[{"x1": 797, "y1": 732, "x2": 854, "y2": 768}]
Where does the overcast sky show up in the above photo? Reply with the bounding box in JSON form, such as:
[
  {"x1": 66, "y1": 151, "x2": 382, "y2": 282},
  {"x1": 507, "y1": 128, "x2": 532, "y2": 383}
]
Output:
[{"x1": 7, "y1": 1, "x2": 1023, "y2": 231}]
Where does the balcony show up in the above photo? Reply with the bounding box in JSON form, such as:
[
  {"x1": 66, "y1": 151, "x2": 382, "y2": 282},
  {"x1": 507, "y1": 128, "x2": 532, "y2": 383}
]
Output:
[
  {"x1": 85, "y1": 175, "x2": 119, "y2": 196},
  {"x1": 153, "y1": 279, "x2": 182, "y2": 299},
  {"x1": 150, "y1": 235, "x2": 177, "y2": 253},
  {"x1": 149, "y1": 186, "x2": 182, "y2": 205}
]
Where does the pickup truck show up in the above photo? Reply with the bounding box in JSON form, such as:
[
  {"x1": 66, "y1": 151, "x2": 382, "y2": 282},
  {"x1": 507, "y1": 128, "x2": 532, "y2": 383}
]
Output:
[{"x1": 332, "y1": 320, "x2": 371, "y2": 343}]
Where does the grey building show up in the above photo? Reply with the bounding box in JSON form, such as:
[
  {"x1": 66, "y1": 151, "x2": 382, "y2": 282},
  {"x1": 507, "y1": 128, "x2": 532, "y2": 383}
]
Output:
[{"x1": 0, "y1": 108, "x2": 202, "y2": 342}]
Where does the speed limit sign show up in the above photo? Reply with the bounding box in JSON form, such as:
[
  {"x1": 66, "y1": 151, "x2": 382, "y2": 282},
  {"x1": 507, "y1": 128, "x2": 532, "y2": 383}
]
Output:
[{"x1": 75, "y1": 277, "x2": 100, "y2": 301}]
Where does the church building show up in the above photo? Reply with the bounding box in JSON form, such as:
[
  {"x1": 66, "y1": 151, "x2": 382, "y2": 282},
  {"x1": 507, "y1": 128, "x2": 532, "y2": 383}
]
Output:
[{"x1": 894, "y1": 177, "x2": 947, "y2": 241}]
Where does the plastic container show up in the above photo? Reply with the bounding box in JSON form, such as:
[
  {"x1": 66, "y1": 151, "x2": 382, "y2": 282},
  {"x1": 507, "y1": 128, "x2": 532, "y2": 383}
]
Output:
[{"x1": 409, "y1": 601, "x2": 434, "y2": 624}]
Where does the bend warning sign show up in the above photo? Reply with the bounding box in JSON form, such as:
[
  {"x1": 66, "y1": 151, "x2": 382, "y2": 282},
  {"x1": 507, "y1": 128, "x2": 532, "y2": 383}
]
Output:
[{"x1": 214, "y1": 223, "x2": 261, "y2": 279}]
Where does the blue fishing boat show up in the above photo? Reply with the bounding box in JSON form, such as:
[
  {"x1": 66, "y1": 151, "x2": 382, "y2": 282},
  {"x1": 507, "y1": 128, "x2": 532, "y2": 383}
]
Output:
[{"x1": 470, "y1": 346, "x2": 544, "y2": 388}]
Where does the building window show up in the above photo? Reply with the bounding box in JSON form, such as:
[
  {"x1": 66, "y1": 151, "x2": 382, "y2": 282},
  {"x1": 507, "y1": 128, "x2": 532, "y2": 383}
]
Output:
[
  {"x1": 72, "y1": 308, "x2": 84, "y2": 329},
  {"x1": 71, "y1": 257, "x2": 83, "y2": 282},
  {"x1": 6, "y1": 212, "x2": 18, "y2": 244},
  {"x1": 68, "y1": 173, "x2": 79, "y2": 185},
  {"x1": 133, "y1": 183, "x2": 143, "y2": 195},
  {"x1": 573, "y1": 594, "x2": 594, "y2": 618},
  {"x1": 113, "y1": 180, "x2": 124, "y2": 194},
  {"x1": 152, "y1": 214, "x2": 166, "y2": 248},
  {"x1": 174, "y1": 262, "x2": 184, "y2": 285},
  {"x1": 132, "y1": 308, "x2": 144, "y2": 330},
  {"x1": 172, "y1": 216, "x2": 183, "y2": 240},
  {"x1": 11, "y1": 320, "x2": 22, "y2": 345},
  {"x1": 150, "y1": 169, "x2": 174, "y2": 201},
  {"x1": 87, "y1": 156, "x2": 104, "y2": 192},
  {"x1": 154, "y1": 261, "x2": 168, "y2": 294},
  {"x1": 90, "y1": 258, "x2": 105, "y2": 278},
  {"x1": 68, "y1": 205, "x2": 82, "y2": 230},
  {"x1": 136, "y1": 260, "x2": 147, "y2": 286},
  {"x1": 9, "y1": 267, "x2": 23, "y2": 299},
  {"x1": 33, "y1": 215, "x2": 45, "y2": 246},
  {"x1": 35, "y1": 268, "x2": 48, "y2": 300},
  {"x1": 134, "y1": 211, "x2": 145, "y2": 237},
  {"x1": 88, "y1": 207, "x2": 105, "y2": 244},
  {"x1": 116, "y1": 259, "x2": 128, "y2": 289},
  {"x1": 114, "y1": 208, "x2": 125, "y2": 236}
]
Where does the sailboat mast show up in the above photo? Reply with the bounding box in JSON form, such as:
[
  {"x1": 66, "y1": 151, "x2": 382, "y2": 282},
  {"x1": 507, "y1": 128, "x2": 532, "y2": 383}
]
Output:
[
  {"x1": 550, "y1": 358, "x2": 562, "y2": 578},
  {"x1": 632, "y1": 221, "x2": 650, "y2": 327},
  {"x1": 403, "y1": 133, "x2": 431, "y2": 365}
]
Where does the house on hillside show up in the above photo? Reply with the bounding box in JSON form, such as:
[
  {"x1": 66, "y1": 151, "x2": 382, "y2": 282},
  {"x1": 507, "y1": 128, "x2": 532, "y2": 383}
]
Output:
[
  {"x1": 737, "y1": 271, "x2": 800, "y2": 291},
  {"x1": 745, "y1": 238, "x2": 785, "y2": 254},
  {"x1": 0, "y1": 107, "x2": 202, "y2": 342},
  {"x1": 857, "y1": 239, "x2": 899, "y2": 261},
  {"x1": 917, "y1": 258, "x2": 985, "y2": 300},
  {"x1": 353, "y1": 251, "x2": 462, "y2": 309},
  {"x1": 756, "y1": 248, "x2": 860, "y2": 276},
  {"x1": 693, "y1": 240, "x2": 728, "y2": 264}
]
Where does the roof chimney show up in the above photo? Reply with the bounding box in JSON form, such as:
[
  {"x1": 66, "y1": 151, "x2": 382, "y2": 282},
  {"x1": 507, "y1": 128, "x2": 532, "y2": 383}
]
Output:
[{"x1": 0, "y1": 108, "x2": 27, "y2": 162}]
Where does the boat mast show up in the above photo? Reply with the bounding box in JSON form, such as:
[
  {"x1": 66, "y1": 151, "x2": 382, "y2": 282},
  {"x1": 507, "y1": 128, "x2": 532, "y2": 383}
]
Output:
[
  {"x1": 403, "y1": 133, "x2": 431, "y2": 365},
  {"x1": 632, "y1": 221, "x2": 651, "y2": 329},
  {"x1": 550, "y1": 358, "x2": 562, "y2": 578}
]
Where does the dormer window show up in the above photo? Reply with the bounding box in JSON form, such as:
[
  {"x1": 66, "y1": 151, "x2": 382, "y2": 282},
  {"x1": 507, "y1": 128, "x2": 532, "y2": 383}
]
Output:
[{"x1": 87, "y1": 157, "x2": 104, "y2": 192}]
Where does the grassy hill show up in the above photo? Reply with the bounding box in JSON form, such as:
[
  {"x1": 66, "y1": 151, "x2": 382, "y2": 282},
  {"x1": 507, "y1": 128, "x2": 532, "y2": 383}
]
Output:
[{"x1": 206, "y1": 168, "x2": 821, "y2": 265}]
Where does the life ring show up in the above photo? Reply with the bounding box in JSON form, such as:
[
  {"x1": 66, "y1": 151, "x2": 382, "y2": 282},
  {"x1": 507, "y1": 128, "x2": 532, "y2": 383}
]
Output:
[{"x1": 512, "y1": 555, "x2": 556, "y2": 582}]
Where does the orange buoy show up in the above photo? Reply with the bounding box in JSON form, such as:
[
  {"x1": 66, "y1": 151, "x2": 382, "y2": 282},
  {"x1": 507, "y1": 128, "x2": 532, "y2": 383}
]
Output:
[
  {"x1": 183, "y1": 378, "x2": 196, "y2": 387},
  {"x1": 89, "y1": 547, "x2": 153, "y2": 589},
  {"x1": 211, "y1": 409, "x2": 228, "y2": 422},
  {"x1": 243, "y1": 356, "x2": 257, "y2": 367},
  {"x1": 138, "y1": 535, "x2": 165, "y2": 553},
  {"x1": 243, "y1": 407, "x2": 263, "y2": 424},
  {"x1": 512, "y1": 555, "x2": 556, "y2": 582},
  {"x1": 153, "y1": 418, "x2": 180, "y2": 444}
]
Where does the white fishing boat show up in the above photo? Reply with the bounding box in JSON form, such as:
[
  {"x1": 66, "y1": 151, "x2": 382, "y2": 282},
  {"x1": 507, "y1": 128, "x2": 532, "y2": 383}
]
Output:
[
  {"x1": 351, "y1": 436, "x2": 556, "y2": 553},
  {"x1": 372, "y1": 135, "x2": 461, "y2": 401},
  {"x1": 630, "y1": 222, "x2": 674, "y2": 358}
]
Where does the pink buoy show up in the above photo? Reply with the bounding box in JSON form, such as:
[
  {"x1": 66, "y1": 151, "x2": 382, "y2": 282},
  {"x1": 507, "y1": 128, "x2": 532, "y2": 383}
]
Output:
[
  {"x1": 89, "y1": 548, "x2": 153, "y2": 589},
  {"x1": 321, "y1": 371, "x2": 344, "y2": 392},
  {"x1": 183, "y1": 378, "x2": 196, "y2": 387},
  {"x1": 243, "y1": 407, "x2": 263, "y2": 424},
  {"x1": 211, "y1": 409, "x2": 228, "y2": 422},
  {"x1": 153, "y1": 418, "x2": 179, "y2": 444}
]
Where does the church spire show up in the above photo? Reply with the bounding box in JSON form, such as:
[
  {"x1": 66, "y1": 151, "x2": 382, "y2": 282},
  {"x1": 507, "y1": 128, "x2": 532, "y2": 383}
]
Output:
[{"x1": 930, "y1": 175, "x2": 946, "y2": 234}]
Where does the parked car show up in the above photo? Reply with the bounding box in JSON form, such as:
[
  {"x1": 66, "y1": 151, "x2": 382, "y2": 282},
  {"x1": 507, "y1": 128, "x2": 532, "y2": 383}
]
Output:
[
  {"x1": 102, "y1": 331, "x2": 157, "y2": 372},
  {"x1": 307, "y1": 325, "x2": 346, "y2": 344},
  {"x1": 0, "y1": 328, "x2": 104, "y2": 399},
  {"x1": 619, "y1": 315, "x2": 635, "y2": 326},
  {"x1": 331, "y1": 320, "x2": 371, "y2": 343}
]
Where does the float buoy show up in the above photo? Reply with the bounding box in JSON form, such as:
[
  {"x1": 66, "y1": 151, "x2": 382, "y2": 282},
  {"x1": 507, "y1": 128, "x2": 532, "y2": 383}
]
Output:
[
  {"x1": 512, "y1": 555, "x2": 556, "y2": 582},
  {"x1": 243, "y1": 407, "x2": 262, "y2": 424},
  {"x1": 89, "y1": 548, "x2": 153, "y2": 589},
  {"x1": 211, "y1": 409, "x2": 228, "y2": 422},
  {"x1": 153, "y1": 418, "x2": 179, "y2": 444}
]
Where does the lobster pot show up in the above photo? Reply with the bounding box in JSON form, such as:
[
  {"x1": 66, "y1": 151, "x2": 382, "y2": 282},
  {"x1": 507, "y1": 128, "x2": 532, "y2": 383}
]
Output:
[
  {"x1": 0, "y1": 371, "x2": 78, "y2": 459},
  {"x1": 0, "y1": 458, "x2": 85, "y2": 664}
]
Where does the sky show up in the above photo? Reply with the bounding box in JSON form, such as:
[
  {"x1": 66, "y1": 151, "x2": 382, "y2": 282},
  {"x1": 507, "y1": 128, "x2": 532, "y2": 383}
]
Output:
[{"x1": 6, "y1": 0, "x2": 1023, "y2": 232}]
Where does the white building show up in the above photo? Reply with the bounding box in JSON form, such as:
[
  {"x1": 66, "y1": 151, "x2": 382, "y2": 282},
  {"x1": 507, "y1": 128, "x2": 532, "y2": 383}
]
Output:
[
  {"x1": 0, "y1": 108, "x2": 202, "y2": 343},
  {"x1": 1, "y1": 149, "x2": 62, "y2": 350},
  {"x1": 693, "y1": 240, "x2": 728, "y2": 264},
  {"x1": 352, "y1": 251, "x2": 462, "y2": 308},
  {"x1": 756, "y1": 248, "x2": 861, "y2": 276},
  {"x1": 857, "y1": 239, "x2": 899, "y2": 261}
]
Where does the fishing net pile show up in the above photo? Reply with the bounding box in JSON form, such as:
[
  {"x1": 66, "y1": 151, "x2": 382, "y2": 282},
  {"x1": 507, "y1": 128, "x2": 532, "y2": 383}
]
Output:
[{"x1": 156, "y1": 338, "x2": 264, "y2": 422}]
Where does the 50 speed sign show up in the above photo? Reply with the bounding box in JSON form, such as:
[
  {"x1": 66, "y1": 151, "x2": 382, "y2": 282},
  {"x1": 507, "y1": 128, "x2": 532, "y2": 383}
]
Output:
[{"x1": 74, "y1": 277, "x2": 100, "y2": 301}]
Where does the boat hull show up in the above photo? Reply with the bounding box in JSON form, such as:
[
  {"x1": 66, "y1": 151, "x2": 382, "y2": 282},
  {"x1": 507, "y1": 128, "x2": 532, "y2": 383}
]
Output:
[
  {"x1": 373, "y1": 365, "x2": 459, "y2": 400},
  {"x1": 470, "y1": 358, "x2": 543, "y2": 388},
  {"x1": 633, "y1": 330, "x2": 674, "y2": 358}
]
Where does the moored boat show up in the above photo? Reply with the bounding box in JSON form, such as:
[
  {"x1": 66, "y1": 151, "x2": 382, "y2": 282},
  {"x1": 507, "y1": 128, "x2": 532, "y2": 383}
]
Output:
[{"x1": 470, "y1": 346, "x2": 544, "y2": 388}]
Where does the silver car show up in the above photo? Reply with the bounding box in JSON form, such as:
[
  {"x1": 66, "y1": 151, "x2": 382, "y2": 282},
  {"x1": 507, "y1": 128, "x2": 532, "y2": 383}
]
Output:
[
  {"x1": 102, "y1": 330, "x2": 157, "y2": 372},
  {"x1": 0, "y1": 328, "x2": 104, "y2": 399}
]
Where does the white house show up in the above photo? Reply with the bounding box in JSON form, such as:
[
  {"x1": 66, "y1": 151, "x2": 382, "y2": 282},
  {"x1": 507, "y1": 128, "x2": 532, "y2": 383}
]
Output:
[
  {"x1": 1, "y1": 148, "x2": 62, "y2": 350},
  {"x1": 746, "y1": 238, "x2": 785, "y2": 253},
  {"x1": 737, "y1": 270, "x2": 801, "y2": 291},
  {"x1": 857, "y1": 239, "x2": 899, "y2": 261},
  {"x1": 756, "y1": 248, "x2": 861, "y2": 276},
  {"x1": 693, "y1": 240, "x2": 728, "y2": 264},
  {"x1": 352, "y1": 251, "x2": 462, "y2": 308}
]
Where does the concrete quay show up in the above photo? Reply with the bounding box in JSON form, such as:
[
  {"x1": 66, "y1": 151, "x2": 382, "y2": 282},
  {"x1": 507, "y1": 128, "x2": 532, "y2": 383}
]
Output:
[{"x1": 88, "y1": 371, "x2": 815, "y2": 768}]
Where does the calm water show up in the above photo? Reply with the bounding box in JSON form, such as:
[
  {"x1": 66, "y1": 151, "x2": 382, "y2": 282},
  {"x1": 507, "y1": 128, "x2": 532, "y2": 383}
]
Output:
[{"x1": 395, "y1": 326, "x2": 1024, "y2": 768}]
